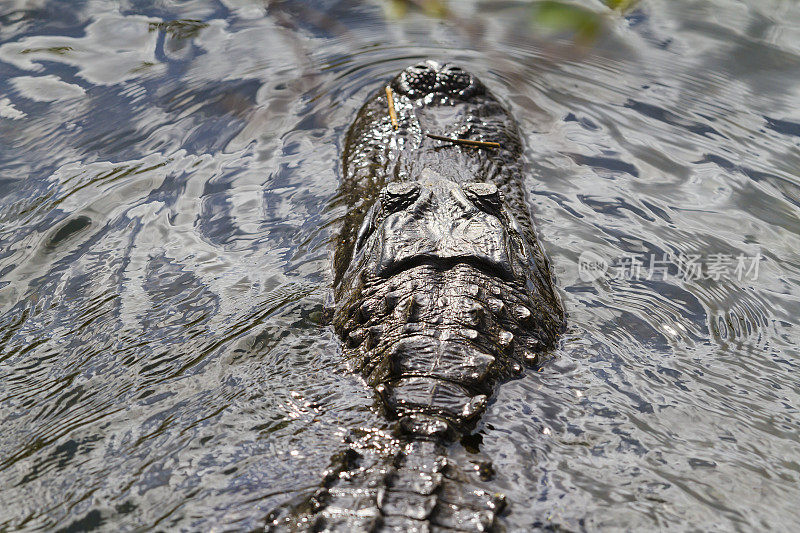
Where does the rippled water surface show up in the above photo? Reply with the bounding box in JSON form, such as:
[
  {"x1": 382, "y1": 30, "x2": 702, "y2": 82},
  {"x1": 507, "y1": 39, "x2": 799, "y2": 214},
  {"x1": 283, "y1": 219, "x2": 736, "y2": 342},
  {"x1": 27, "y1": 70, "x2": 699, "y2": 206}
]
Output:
[{"x1": 1, "y1": 0, "x2": 800, "y2": 530}]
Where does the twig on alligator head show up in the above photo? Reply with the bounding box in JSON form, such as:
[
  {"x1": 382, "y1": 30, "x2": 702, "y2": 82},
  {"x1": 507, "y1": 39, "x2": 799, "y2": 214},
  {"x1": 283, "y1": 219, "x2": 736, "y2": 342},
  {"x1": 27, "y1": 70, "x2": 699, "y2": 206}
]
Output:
[
  {"x1": 424, "y1": 133, "x2": 501, "y2": 150},
  {"x1": 267, "y1": 60, "x2": 565, "y2": 532},
  {"x1": 385, "y1": 86, "x2": 399, "y2": 130}
]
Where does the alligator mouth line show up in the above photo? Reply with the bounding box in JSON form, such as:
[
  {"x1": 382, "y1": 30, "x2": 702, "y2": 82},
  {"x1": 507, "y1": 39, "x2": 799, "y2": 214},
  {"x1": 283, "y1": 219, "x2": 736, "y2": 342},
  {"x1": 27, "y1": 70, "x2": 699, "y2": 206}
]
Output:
[{"x1": 381, "y1": 254, "x2": 514, "y2": 281}]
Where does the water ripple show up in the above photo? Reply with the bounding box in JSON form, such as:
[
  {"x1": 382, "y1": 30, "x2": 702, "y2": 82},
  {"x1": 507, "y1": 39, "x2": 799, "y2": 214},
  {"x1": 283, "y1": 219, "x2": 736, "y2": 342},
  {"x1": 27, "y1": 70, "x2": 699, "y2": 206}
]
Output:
[{"x1": 1, "y1": 0, "x2": 800, "y2": 530}]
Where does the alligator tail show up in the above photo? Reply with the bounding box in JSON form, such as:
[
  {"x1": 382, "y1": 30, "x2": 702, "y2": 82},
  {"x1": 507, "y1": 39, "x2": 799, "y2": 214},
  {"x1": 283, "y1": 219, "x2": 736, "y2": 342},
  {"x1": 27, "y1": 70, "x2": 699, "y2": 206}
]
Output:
[{"x1": 267, "y1": 436, "x2": 505, "y2": 532}]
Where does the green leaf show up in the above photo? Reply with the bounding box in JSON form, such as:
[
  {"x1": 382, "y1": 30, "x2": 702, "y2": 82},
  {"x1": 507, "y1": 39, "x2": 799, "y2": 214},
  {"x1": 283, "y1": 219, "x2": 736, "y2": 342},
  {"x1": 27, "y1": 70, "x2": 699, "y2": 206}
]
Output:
[
  {"x1": 605, "y1": 0, "x2": 639, "y2": 13},
  {"x1": 532, "y1": 1, "x2": 603, "y2": 43}
]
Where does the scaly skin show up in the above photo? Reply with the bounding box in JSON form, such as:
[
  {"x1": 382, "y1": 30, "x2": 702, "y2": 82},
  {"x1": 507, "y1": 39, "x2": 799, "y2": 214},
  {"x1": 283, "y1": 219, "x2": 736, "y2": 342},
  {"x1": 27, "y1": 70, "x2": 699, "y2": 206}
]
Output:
[{"x1": 268, "y1": 61, "x2": 564, "y2": 532}]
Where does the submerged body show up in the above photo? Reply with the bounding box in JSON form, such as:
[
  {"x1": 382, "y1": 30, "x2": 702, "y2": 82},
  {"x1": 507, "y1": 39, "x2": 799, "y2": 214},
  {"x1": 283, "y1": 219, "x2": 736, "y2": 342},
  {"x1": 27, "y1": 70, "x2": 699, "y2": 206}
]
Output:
[{"x1": 270, "y1": 61, "x2": 564, "y2": 531}]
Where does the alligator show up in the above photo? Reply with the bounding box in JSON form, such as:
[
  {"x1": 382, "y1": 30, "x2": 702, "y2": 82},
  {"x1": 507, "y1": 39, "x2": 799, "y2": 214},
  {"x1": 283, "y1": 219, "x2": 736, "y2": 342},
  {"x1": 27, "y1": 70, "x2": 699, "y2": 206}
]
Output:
[{"x1": 267, "y1": 61, "x2": 565, "y2": 532}]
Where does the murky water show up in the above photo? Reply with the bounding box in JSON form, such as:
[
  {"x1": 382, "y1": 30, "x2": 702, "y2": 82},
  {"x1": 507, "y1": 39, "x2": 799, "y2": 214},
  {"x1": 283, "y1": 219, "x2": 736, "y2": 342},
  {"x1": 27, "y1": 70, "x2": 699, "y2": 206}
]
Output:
[{"x1": 1, "y1": 0, "x2": 799, "y2": 530}]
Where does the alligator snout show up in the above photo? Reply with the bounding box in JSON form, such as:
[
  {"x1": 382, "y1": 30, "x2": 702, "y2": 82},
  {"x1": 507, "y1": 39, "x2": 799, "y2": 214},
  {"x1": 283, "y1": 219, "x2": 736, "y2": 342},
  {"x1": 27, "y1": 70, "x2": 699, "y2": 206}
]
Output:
[
  {"x1": 372, "y1": 171, "x2": 514, "y2": 279},
  {"x1": 393, "y1": 60, "x2": 484, "y2": 99}
]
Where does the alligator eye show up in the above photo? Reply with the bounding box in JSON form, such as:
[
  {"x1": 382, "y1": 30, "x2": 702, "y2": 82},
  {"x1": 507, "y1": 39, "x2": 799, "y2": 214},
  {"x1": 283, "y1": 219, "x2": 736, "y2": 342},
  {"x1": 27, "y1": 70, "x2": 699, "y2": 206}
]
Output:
[
  {"x1": 382, "y1": 181, "x2": 421, "y2": 213},
  {"x1": 464, "y1": 182, "x2": 502, "y2": 212}
]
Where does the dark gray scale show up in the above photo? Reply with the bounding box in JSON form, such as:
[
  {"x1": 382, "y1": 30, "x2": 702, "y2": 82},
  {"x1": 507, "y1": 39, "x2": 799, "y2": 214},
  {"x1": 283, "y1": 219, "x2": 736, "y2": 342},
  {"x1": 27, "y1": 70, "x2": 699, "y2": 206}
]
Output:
[{"x1": 387, "y1": 336, "x2": 496, "y2": 386}]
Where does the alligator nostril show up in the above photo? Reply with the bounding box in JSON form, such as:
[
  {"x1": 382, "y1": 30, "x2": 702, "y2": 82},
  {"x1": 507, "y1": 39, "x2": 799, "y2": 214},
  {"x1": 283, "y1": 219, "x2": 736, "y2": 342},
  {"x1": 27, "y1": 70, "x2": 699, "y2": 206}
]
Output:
[
  {"x1": 436, "y1": 64, "x2": 480, "y2": 96},
  {"x1": 392, "y1": 61, "x2": 484, "y2": 98},
  {"x1": 394, "y1": 61, "x2": 441, "y2": 98}
]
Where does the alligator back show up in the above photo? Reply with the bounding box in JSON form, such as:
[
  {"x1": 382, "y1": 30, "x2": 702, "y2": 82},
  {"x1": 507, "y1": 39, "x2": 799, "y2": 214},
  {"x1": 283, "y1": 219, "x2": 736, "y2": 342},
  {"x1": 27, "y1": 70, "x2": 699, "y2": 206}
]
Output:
[{"x1": 269, "y1": 61, "x2": 564, "y2": 532}]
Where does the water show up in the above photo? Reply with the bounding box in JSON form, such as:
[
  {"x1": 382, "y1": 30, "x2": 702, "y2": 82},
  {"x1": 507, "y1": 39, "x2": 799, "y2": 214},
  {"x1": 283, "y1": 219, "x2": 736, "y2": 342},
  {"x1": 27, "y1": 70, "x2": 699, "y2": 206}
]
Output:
[{"x1": 1, "y1": 0, "x2": 799, "y2": 530}]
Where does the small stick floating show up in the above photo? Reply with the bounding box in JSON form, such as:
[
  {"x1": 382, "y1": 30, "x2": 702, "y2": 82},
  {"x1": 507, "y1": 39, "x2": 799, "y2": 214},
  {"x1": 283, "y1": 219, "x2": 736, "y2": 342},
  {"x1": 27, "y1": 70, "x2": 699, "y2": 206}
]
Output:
[
  {"x1": 426, "y1": 133, "x2": 501, "y2": 149},
  {"x1": 385, "y1": 86, "x2": 398, "y2": 130}
]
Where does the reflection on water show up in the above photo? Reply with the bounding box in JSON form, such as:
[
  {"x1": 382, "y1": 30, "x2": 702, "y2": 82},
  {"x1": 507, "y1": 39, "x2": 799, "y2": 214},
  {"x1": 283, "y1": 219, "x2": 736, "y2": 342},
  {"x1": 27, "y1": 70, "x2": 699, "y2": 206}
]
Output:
[{"x1": 1, "y1": 0, "x2": 799, "y2": 530}]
